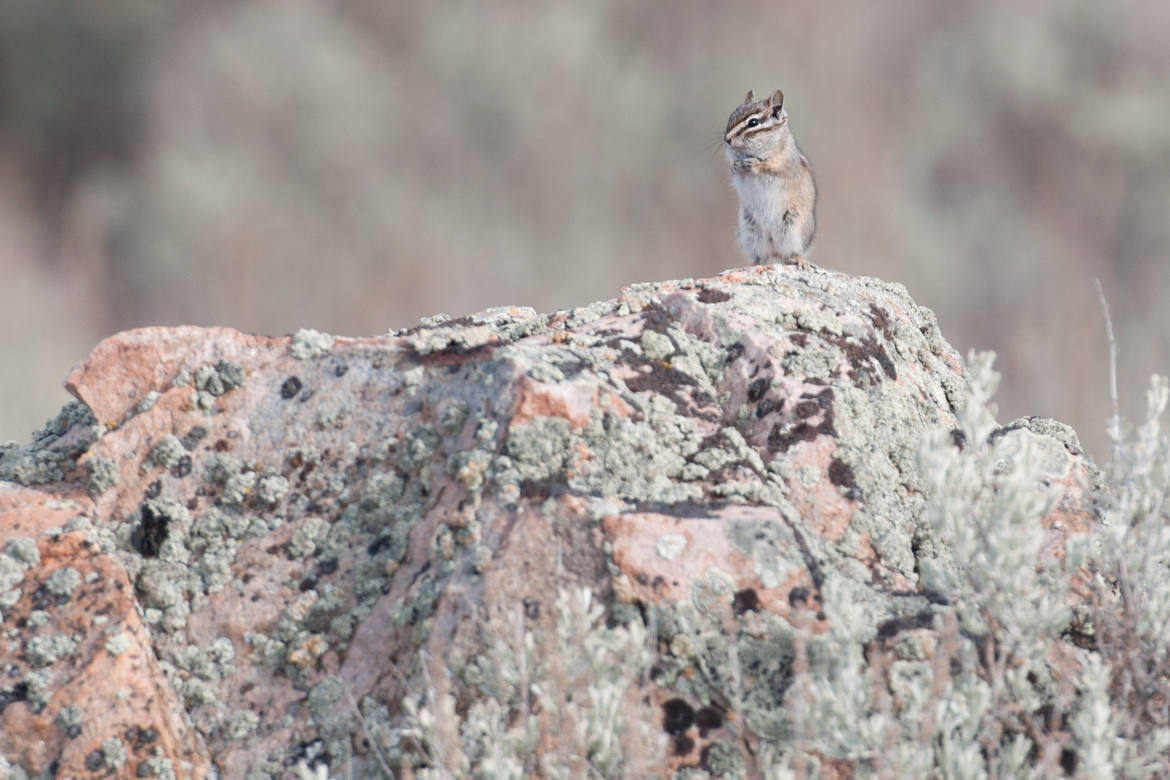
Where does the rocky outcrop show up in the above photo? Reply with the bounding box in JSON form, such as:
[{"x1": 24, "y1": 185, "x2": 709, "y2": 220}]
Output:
[{"x1": 0, "y1": 266, "x2": 1097, "y2": 778}]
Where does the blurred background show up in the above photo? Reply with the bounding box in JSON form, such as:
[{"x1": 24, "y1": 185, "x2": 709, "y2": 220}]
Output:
[{"x1": 0, "y1": 0, "x2": 1167, "y2": 462}]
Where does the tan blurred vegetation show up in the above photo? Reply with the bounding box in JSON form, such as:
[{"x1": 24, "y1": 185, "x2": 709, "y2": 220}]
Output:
[{"x1": 1, "y1": 0, "x2": 1167, "y2": 460}]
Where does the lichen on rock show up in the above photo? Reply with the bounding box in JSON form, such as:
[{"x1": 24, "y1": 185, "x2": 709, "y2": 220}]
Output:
[{"x1": 0, "y1": 267, "x2": 1107, "y2": 778}]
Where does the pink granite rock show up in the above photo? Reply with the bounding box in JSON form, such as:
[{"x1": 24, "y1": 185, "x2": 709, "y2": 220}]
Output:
[{"x1": 0, "y1": 266, "x2": 1098, "y2": 778}]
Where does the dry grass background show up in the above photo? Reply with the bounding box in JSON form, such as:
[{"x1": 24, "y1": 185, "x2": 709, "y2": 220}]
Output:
[{"x1": 1, "y1": 0, "x2": 1167, "y2": 461}]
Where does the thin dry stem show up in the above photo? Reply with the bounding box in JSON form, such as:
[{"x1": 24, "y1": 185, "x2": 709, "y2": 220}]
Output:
[{"x1": 1094, "y1": 278, "x2": 1122, "y2": 481}]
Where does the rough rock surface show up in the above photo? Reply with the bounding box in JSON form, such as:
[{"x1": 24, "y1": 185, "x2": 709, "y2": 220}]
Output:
[{"x1": 0, "y1": 266, "x2": 1097, "y2": 778}]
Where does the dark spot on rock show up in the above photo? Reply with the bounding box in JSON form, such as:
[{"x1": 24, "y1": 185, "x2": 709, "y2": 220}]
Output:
[
  {"x1": 333, "y1": 362, "x2": 349, "y2": 377},
  {"x1": 662, "y1": 698, "x2": 695, "y2": 734},
  {"x1": 1060, "y1": 748, "x2": 1077, "y2": 775},
  {"x1": 725, "y1": 342, "x2": 745, "y2": 362},
  {"x1": 624, "y1": 360, "x2": 697, "y2": 396},
  {"x1": 649, "y1": 665, "x2": 664, "y2": 681},
  {"x1": 876, "y1": 610, "x2": 935, "y2": 639},
  {"x1": 86, "y1": 750, "x2": 104, "y2": 771},
  {"x1": 555, "y1": 358, "x2": 588, "y2": 377},
  {"x1": 828, "y1": 458, "x2": 857, "y2": 497},
  {"x1": 794, "y1": 399, "x2": 821, "y2": 419},
  {"x1": 768, "y1": 421, "x2": 820, "y2": 452},
  {"x1": 281, "y1": 376, "x2": 303, "y2": 400},
  {"x1": 180, "y1": 425, "x2": 207, "y2": 451},
  {"x1": 697, "y1": 288, "x2": 731, "y2": 304},
  {"x1": 635, "y1": 573, "x2": 649, "y2": 586},
  {"x1": 126, "y1": 726, "x2": 158, "y2": 749},
  {"x1": 829, "y1": 332, "x2": 897, "y2": 384},
  {"x1": 66, "y1": 723, "x2": 81, "y2": 739},
  {"x1": 733, "y1": 588, "x2": 760, "y2": 615},
  {"x1": 213, "y1": 439, "x2": 231, "y2": 452},
  {"x1": 523, "y1": 600, "x2": 540, "y2": 619},
  {"x1": 133, "y1": 502, "x2": 169, "y2": 557},
  {"x1": 518, "y1": 480, "x2": 555, "y2": 500},
  {"x1": 172, "y1": 454, "x2": 192, "y2": 478},
  {"x1": 768, "y1": 388, "x2": 835, "y2": 454},
  {"x1": 30, "y1": 585, "x2": 53, "y2": 610},
  {"x1": 695, "y1": 705, "x2": 724, "y2": 734},
  {"x1": 950, "y1": 429, "x2": 967, "y2": 450},
  {"x1": 299, "y1": 577, "x2": 317, "y2": 592},
  {"x1": 698, "y1": 432, "x2": 733, "y2": 453},
  {"x1": 145, "y1": 480, "x2": 161, "y2": 499},
  {"x1": 367, "y1": 536, "x2": 391, "y2": 556},
  {"x1": 868, "y1": 302, "x2": 894, "y2": 340},
  {"x1": 788, "y1": 586, "x2": 811, "y2": 607},
  {"x1": 317, "y1": 558, "x2": 339, "y2": 576},
  {"x1": 756, "y1": 397, "x2": 783, "y2": 418},
  {"x1": 672, "y1": 733, "x2": 696, "y2": 756},
  {"x1": 0, "y1": 682, "x2": 29, "y2": 713},
  {"x1": 747, "y1": 378, "x2": 770, "y2": 402},
  {"x1": 790, "y1": 333, "x2": 807, "y2": 347}
]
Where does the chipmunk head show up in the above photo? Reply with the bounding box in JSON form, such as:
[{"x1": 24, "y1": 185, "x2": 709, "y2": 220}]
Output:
[{"x1": 724, "y1": 89, "x2": 792, "y2": 164}]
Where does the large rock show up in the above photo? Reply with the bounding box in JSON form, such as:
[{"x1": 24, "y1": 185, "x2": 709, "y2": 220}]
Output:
[{"x1": 0, "y1": 266, "x2": 1096, "y2": 778}]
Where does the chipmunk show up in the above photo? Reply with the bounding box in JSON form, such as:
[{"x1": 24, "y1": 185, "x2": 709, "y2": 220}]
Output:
[{"x1": 724, "y1": 89, "x2": 817, "y2": 268}]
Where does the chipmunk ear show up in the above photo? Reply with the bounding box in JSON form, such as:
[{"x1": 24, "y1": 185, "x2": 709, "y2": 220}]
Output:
[
  {"x1": 744, "y1": 89, "x2": 755, "y2": 104},
  {"x1": 769, "y1": 89, "x2": 785, "y2": 116}
]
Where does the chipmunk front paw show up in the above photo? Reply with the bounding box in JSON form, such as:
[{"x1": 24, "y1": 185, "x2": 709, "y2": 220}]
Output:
[{"x1": 731, "y1": 157, "x2": 761, "y2": 174}]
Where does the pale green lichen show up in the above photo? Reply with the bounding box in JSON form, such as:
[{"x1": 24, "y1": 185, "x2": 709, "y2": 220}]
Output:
[
  {"x1": 86, "y1": 456, "x2": 118, "y2": 495},
  {"x1": 149, "y1": 434, "x2": 186, "y2": 469},
  {"x1": 502, "y1": 416, "x2": 571, "y2": 482},
  {"x1": 105, "y1": 631, "x2": 133, "y2": 656},
  {"x1": 44, "y1": 566, "x2": 81, "y2": 598},
  {"x1": 656, "y1": 533, "x2": 687, "y2": 561},
  {"x1": 101, "y1": 737, "x2": 128, "y2": 768},
  {"x1": 640, "y1": 329, "x2": 675, "y2": 361},
  {"x1": 308, "y1": 676, "x2": 343, "y2": 721},
  {"x1": 221, "y1": 470, "x2": 257, "y2": 505},
  {"x1": 194, "y1": 360, "x2": 246, "y2": 396},
  {"x1": 226, "y1": 710, "x2": 260, "y2": 741},
  {"x1": 204, "y1": 452, "x2": 243, "y2": 484},
  {"x1": 23, "y1": 632, "x2": 78, "y2": 667},
  {"x1": 291, "y1": 328, "x2": 335, "y2": 359},
  {"x1": 140, "y1": 748, "x2": 178, "y2": 780},
  {"x1": 56, "y1": 704, "x2": 82, "y2": 734},
  {"x1": 4, "y1": 538, "x2": 39, "y2": 568},
  {"x1": 11, "y1": 401, "x2": 99, "y2": 469},
  {"x1": 135, "y1": 390, "x2": 162, "y2": 414},
  {"x1": 289, "y1": 517, "x2": 329, "y2": 558},
  {"x1": 256, "y1": 474, "x2": 289, "y2": 505},
  {"x1": 20, "y1": 669, "x2": 52, "y2": 712},
  {"x1": 570, "y1": 402, "x2": 703, "y2": 503}
]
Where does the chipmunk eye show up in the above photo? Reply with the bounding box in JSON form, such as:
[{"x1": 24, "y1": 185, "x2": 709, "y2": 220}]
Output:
[{"x1": 747, "y1": 118, "x2": 759, "y2": 128}]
